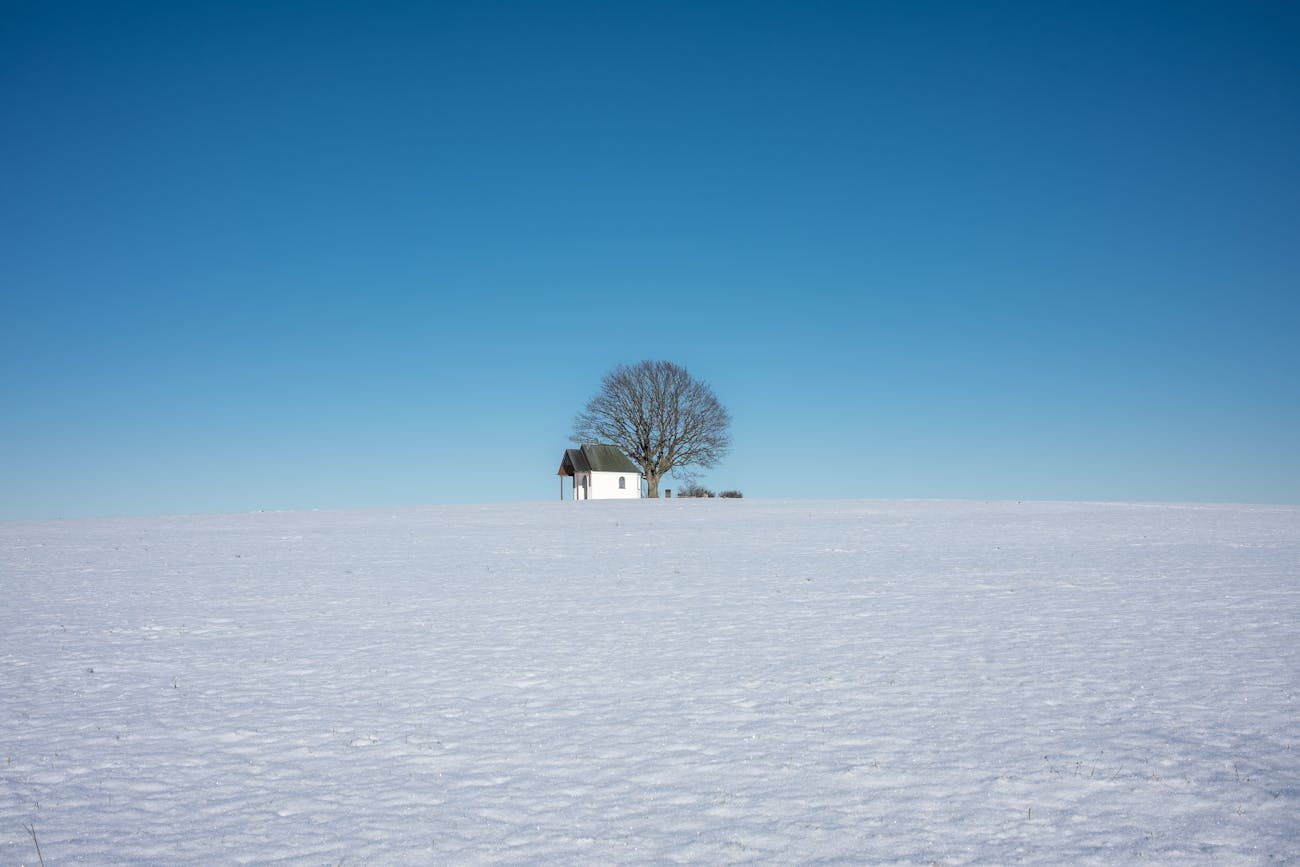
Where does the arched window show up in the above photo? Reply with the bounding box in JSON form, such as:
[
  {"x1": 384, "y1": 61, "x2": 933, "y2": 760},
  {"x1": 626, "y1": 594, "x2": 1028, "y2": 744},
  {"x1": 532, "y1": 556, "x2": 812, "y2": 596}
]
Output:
[{"x1": 618, "y1": 476, "x2": 626, "y2": 489}]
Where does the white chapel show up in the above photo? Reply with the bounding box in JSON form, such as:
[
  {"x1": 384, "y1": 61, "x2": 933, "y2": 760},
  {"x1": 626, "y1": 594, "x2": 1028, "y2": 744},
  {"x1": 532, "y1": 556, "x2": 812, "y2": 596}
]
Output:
[{"x1": 557, "y1": 444, "x2": 643, "y2": 500}]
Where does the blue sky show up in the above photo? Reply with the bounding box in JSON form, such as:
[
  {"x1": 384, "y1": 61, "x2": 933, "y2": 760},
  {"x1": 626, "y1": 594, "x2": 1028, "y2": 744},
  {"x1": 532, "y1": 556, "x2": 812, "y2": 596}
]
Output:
[{"x1": 3, "y1": 1, "x2": 1298, "y2": 519}]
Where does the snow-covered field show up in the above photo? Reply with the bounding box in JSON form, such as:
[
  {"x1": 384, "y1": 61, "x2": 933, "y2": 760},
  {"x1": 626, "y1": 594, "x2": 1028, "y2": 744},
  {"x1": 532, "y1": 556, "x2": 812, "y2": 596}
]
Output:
[{"x1": 3, "y1": 498, "x2": 1298, "y2": 864}]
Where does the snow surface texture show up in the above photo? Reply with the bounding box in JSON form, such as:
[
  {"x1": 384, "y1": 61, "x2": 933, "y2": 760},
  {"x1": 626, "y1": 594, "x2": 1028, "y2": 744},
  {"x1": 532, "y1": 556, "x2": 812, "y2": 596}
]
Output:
[{"x1": 3, "y1": 499, "x2": 1298, "y2": 864}]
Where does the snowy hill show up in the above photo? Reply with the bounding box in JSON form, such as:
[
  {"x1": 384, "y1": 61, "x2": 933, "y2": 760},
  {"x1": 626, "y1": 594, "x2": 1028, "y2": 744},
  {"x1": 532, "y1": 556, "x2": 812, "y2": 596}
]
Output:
[{"x1": 3, "y1": 499, "x2": 1298, "y2": 864}]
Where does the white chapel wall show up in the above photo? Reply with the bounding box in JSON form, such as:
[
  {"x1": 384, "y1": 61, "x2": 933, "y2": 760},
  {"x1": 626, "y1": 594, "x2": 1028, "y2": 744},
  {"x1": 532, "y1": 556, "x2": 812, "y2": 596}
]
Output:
[{"x1": 589, "y1": 470, "x2": 642, "y2": 499}]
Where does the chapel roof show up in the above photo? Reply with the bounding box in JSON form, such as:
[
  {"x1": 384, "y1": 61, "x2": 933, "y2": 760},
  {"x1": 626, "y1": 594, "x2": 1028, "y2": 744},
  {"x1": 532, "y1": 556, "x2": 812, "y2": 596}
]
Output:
[{"x1": 558, "y1": 444, "x2": 640, "y2": 475}]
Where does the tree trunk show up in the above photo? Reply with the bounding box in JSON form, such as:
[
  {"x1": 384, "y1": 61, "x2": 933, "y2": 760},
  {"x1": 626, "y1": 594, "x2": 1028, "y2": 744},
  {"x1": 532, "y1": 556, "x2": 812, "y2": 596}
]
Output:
[{"x1": 645, "y1": 473, "x2": 661, "y2": 498}]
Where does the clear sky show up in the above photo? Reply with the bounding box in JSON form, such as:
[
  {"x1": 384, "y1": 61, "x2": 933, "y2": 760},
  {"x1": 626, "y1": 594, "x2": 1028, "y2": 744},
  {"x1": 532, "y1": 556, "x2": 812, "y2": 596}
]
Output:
[{"x1": 3, "y1": 1, "x2": 1298, "y2": 519}]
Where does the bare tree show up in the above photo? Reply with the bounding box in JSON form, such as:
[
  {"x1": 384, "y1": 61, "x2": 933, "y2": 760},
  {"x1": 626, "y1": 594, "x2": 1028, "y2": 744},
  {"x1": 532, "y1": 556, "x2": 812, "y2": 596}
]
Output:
[{"x1": 573, "y1": 360, "x2": 731, "y2": 498}]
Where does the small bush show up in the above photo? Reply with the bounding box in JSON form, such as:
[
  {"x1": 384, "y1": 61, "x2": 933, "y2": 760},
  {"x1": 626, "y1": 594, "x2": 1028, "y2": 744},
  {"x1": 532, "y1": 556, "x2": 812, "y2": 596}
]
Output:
[
  {"x1": 678, "y1": 484, "x2": 716, "y2": 498},
  {"x1": 719, "y1": 490, "x2": 743, "y2": 498}
]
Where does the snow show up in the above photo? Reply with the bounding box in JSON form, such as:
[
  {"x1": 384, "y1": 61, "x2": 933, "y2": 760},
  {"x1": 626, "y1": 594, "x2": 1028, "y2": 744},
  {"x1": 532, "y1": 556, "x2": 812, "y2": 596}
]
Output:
[{"x1": 3, "y1": 498, "x2": 1298, "y2": 864}]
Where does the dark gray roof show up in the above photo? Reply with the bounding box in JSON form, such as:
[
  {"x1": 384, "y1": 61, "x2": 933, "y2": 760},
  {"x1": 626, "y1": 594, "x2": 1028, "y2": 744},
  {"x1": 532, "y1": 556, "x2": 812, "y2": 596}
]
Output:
[
  {"x1": 558, "y1": 448, "x2": 588, "y2": 475},
  {"x1": 557, "y1": 444, "x2": 640, "y2": 475},
  {"x1": 581, "y1": 444, "x2": 640, "y2": 473}
]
